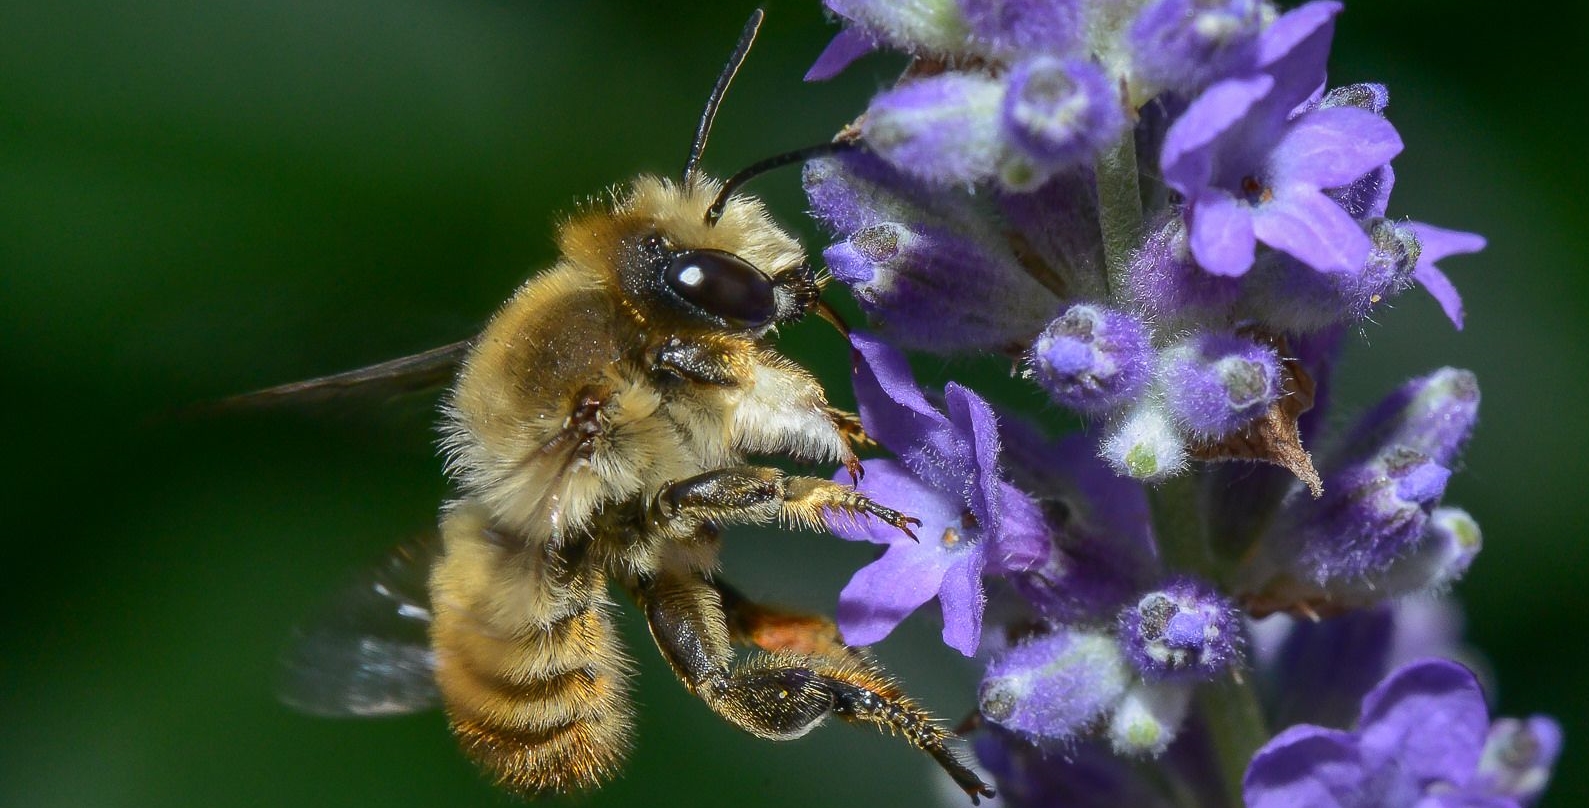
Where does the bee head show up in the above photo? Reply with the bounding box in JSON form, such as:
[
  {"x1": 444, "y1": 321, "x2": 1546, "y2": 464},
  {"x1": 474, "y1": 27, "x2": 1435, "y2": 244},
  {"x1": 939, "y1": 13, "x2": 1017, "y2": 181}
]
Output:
[{"x1": 571, "y1": 178, "x2": 815, "y2": 336}]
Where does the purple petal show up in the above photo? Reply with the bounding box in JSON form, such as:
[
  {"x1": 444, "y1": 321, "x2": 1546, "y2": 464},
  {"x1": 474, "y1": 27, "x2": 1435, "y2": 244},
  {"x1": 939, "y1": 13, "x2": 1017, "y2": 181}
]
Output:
[
  {"x1": 1189, "y1": 190, "x2": 1258, "y2": 276},
  {"x1": 938, "y1": 549, "x2": 988, "y2": 655},
  {"x1": 1408, "y1": 223, "x2": 1485, "y2": 329},
  {"x1": 1414, "y1": 264, "x2": 1465, "y2": 329},
  {"x1": 1243, "y1": 723, "x2": 1365, "y2": 808},
  {"x1": 836, "y1": 540, "x2": 956, "y2": 646},
  {"x1": 805, "y1": 27, "x2": 877, "y2": 82},
  {"x1": 1162, "y1": 74, "x2": 1274, "y2": 195},
  {"x1": 1255, "y1": 1, "x2": 1340, "y2": 112},
  {"x1": 849, "y1": 331, "x2": 951, "y2": 454},
  {"x1": 1357, "y1": 659, "x2": 1490, "y2": 787},
  {"x1": 944, "y1": 382, "x2": 1004, "y2": 529},
  {"x1": 828, "y1": 459, "x2": 963, "y2": 545},
  {"x1": 1251, "y1": 188, "x2": 1370, "y2": 273},
  {"x1": 987, "y1": 481, "x2": 1051, "y2": 575},
  {"x1": 1273, "y1": 107, "x2": 1404, "y2": 189}
]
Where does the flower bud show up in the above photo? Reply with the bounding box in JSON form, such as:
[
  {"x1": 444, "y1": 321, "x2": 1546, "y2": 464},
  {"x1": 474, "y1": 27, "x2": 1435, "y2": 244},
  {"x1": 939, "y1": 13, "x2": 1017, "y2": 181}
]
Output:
[
  {"x1": 961, "y1": 0, "x2": 1084, "y2": 59},
  {"x1": 979, "y1": 628, "x2": 1130, "y2": 742},
  {"x1": 1118, "y1": 577, "x2": 1244, "y2": 681},
  {"x1": 1129, "y1": 0, "x2": 1265, "y2": 95},
  {"x1": 825, "y1": 0, "x2": 970, "y2": 56},
  {"x1": 1239, "y1": 219, "x2": 1418, "y2": 331},
  {"x1": 1291, "y1": 446, "x2": 1452, "y2": 581},
  {"x1": 862, "y1": 73, "x2": 1005, "y2": 185},
  {"x1": 1000, "y1": 56, "x2": 1123, "y2": 185},
  {"x1": 1127, "y1": 215, "x2": 1242, "y2": 322},
  {"x1": 1335, "y1": 367, "x2": 1479, "y2": 468},
  {"x1": 1030, "y1": 304, "x2": 1154, "y2": 414},
  {"x1": 1108, "y1": 681, "x2": 1194, "y2": 757},
  {"x1": 824, "y1": 221, "x2": 1059, "y2": 352},
  {"x1": 1476, "y1": 716, "x2": 1564, "y2": 804},
  {"x1": 1102, "y1": 404, "x2": 1189, "y2": 481},
  {"x1": 1160, "y1": 332, "x2": 1282, "y2": 439}
]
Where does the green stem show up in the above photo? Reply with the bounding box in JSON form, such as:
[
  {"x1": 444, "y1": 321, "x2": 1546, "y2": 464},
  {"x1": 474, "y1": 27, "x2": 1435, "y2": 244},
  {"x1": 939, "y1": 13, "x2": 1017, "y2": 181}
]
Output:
[
  {"x1": 1197, "y1": 676, "x2": 1271, "y2": 805},
  {"x1": 1094, "y1": 132, "x2": 1143, "y2": 301},
  {"x1": 1148, "y1": 473, "x2": 1212, "y2": 580}
]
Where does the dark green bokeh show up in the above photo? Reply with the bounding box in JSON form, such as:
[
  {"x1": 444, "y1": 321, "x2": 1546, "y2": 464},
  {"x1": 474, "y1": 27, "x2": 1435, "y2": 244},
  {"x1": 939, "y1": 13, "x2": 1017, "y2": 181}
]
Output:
[{"x1": 3, "y1": 2, "x2": 1584, "y2": 806}]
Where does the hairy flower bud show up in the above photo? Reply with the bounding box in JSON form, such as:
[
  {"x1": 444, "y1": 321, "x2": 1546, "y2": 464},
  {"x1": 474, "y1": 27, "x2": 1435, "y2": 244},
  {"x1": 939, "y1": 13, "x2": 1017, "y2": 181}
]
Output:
[
  {"x1": 862, "y1": 74, "x2": 1006, "y2": 185},
  {"x1": 999, "y1": 56, "x2": 1123, "y2": 189},
  {"x1": 1160, "y1": 332, "x2": 1282, "y2": 438},
  {"x1": 1129, "y1": 0, "x2": 1265, "y2": 95},
  {"x1": 1102, "y1": 404, "x2": 1190, "y2": 481},
  {"x1": 825, "y1": 221, "x2": 1058, "y2": 352},
  {"x1": 1476, "y1": 717, "x2": 1564, "y2": 805},
  {"x1": 1030, "y1": 304, "x2": 1154, "y2": 414},
  {"x1": 1108, "y1": 681, "x2": 1194, "y2": 756},
  {"x1": 1119, "y1": 578, "x2": 1244, "y2": 681},
  {"x1": 979, "y1": 629, "x2": 1130, "y2": 742}
]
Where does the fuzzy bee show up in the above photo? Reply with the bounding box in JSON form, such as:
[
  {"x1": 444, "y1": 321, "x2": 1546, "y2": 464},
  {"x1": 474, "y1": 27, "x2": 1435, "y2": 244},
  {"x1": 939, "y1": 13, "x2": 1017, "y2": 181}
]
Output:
[{"x1": 255, "y1": 10, "x2": 994, "y2": 803}]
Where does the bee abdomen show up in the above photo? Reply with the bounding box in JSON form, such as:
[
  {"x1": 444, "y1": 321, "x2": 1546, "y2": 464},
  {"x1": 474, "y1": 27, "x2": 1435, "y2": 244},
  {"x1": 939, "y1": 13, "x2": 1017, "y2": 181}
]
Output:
[{"x1": 435, "y1": 600, "x2": 634, "y2": 795}]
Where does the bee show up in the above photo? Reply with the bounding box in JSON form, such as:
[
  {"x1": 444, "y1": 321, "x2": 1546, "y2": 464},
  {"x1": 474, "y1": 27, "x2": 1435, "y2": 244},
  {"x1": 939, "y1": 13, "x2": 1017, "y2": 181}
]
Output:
[{"x1": 256, "y1": 10, "x2": 992, "y2": 803}]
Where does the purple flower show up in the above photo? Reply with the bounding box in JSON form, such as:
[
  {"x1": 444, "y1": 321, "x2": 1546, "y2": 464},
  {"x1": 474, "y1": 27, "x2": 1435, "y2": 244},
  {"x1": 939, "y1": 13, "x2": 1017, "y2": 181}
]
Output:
[
  {"x1": 1160, "y1": 332, "x2": 1283, "y2": 439},
  {"x1": 1244, "y1": 659, "x2": 1561, "y2": 808},
  {"x1": 1029, "y1": 304, "x2": 1155, "y2": 414},
  {"x1": 1119, "y1": 577, "x2": 1244, "y2": 682},
  {"x1": 831, "y1": 333, "x2": 1049, "y2": 655},
  {"x1": 1161, "y1": 2, "x2": 1404, "y2": 277}
]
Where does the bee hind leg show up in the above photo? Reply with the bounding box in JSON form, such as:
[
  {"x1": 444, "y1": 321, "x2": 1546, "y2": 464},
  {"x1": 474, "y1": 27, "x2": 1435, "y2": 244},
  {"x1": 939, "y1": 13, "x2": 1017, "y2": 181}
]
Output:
[
  {"x1": 632, "y1": 571, "x2": 993, "y2": 804},
  {"x1": 711, "y1": 577, "x2": 864, "y2": 666}
]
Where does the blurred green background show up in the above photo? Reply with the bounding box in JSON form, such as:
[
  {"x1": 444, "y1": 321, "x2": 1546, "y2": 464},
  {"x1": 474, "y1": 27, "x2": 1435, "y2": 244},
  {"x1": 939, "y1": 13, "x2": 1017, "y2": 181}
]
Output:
[{"x1": 2, "y1": 1, "x2": 1584, "y2": 806}]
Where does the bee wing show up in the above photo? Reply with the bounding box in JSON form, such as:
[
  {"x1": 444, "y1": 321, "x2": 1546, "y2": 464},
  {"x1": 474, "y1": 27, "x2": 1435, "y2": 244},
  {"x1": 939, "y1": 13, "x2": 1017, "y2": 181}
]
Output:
[
  {"x1": 201, "y1": 339, "x2": 472, "y2": 413},
  {"x1": 278, "y1": 538, "x2": 442, "y2": 717}
]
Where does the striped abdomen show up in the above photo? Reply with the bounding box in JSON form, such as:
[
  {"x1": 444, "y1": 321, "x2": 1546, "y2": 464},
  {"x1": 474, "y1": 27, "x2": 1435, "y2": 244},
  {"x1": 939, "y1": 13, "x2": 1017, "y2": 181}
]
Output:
[{"x1": 431, "y1": 584, "x2": 634, "y2": 795}]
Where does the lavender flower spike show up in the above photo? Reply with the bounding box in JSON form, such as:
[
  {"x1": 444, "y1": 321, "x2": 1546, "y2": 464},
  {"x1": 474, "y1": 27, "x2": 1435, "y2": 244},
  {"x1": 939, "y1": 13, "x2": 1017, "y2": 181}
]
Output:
[{"x1": 1244, "y1": 659, "x2": 1562, "y2": 808}]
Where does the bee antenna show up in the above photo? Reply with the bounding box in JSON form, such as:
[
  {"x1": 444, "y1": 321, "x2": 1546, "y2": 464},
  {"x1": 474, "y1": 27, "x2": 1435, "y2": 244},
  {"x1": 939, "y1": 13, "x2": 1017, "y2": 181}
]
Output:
[
  {"x1": 705, "y1": 139, "x2": 863, "y2": 226},
  {"x1": 683, "y1": 8, "x2": 764, "y2": 187}
]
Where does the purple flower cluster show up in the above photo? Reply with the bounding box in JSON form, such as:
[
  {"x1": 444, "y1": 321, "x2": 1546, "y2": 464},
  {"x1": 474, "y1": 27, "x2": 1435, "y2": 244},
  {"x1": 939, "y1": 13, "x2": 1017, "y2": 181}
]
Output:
[{"x1": 796, "y1": 1, "x2": 1557, "y2": 806}]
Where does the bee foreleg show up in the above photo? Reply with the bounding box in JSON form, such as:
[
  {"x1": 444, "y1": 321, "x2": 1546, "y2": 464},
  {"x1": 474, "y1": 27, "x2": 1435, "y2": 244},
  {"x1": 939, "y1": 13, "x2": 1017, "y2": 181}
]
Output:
[
  {"x1": 647, "y1": 468, "x2": 919, "y2": 540},
  {"x1": 649, "y1": 334, "x2": 752, "y2": 387},
  {"x1": 633, "y1": 571, "x2": 994, "y2": 804}
]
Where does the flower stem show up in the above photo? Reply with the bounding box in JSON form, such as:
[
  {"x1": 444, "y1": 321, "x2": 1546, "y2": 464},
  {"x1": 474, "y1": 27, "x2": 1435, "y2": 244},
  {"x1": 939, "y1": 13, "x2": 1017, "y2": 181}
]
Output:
[
  {"x1": 1095, "y1": 130, "x2": 1143, "y2": 301},
  {"x1": 1197, "y1": 675, "x2": 1270, "y2": 805},
  {"x1": 1148, "y1": 473, "x2": 1213, "y2": 580}
]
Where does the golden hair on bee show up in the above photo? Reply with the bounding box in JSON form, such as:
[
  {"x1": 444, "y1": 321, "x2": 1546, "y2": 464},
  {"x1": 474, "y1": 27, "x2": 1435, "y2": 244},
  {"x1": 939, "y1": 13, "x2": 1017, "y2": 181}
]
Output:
[{"x1": 270, "y1": 8, "x2": 995, "y2": 804}]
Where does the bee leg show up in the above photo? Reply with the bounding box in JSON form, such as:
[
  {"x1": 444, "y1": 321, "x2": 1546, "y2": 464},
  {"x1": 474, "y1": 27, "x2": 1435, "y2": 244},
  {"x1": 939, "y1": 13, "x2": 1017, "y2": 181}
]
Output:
[
  {"x1": 649, "y1": 467, "x2": 919, "y2": 541},
  {"x1": 633, "y1": 571, "x2": 994, "y2": 804},
  {"x1": 711, "y1": 577, "x2": 865, "y2": 666}
]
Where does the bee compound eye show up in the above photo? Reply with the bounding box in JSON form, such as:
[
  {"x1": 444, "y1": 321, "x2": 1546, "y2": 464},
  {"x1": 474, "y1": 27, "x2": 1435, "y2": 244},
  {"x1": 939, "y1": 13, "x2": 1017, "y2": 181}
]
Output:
[{"x1": 663, "y1": 249, "x2": 777, "y2": 327}]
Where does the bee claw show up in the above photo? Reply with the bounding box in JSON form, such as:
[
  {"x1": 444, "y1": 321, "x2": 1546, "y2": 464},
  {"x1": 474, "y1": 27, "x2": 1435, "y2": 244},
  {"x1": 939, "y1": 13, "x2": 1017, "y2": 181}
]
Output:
[{"x1": 843, "y1": 454, "x2": 865, "y2": 486}]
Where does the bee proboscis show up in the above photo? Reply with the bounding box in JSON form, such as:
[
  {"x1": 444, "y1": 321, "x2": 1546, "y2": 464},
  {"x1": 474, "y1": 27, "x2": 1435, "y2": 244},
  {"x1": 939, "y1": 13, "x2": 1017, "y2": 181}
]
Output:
[{"x1": 259, "y1": 9, "x2": 993, "y2": 802}]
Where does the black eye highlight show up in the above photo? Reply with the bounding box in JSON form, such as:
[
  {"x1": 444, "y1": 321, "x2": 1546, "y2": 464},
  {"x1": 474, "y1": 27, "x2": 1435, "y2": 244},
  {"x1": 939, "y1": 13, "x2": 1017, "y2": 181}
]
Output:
[{"x1": 662, "y1": 249, "x2": 777, "y2": 328}]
